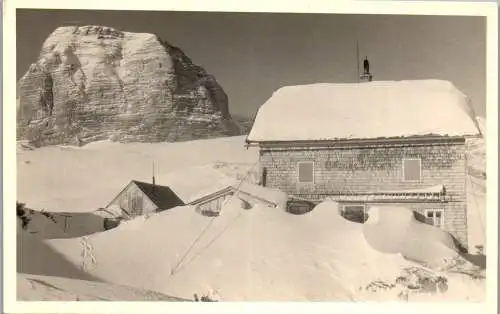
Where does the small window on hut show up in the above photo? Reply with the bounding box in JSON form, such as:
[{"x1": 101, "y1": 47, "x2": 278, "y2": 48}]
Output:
[
  {"x1": 425, "y1": 209, "x2": 444, "y2": 229},
  {"x1": 298, "y1": 162, "x2": 314, "y2": 183},
  {"x1": 403, "y1": 158, "x2": 421, "y2": 182}
]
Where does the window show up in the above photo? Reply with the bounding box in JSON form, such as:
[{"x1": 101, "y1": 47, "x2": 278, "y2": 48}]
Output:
[
  {"x1": 403, "y1": 158, "x2": 421, "y2": 182},
  {"x1": 425, "y1": 209, "x2": 444, "y2": 228},
  {"x1": 341, "y1": 204, "x2": 368, "y2": 223},
  {"x1": 298, "y1": 162, "x2": 314, "y2": 183}
]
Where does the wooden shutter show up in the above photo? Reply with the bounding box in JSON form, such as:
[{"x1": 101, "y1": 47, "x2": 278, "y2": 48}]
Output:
[
  {"x1": 403, "y1": 159, "x2": 421, "y2": 181},
  {"x1": 298, "y1": 162, "x2": 314, "y2": 183}
]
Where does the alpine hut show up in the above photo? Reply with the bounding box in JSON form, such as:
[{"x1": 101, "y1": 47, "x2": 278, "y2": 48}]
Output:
[
  {"x1": 102, "y1": 180, "x2": 184, "y2": 220},
  {"x1": 245, "y1": 80, "x2": 482, "y2": 251}
]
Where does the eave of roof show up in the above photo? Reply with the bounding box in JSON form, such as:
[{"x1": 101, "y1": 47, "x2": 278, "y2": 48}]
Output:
[{"x1": 245, "y1": 134, "x2": 471, "y2": 148}]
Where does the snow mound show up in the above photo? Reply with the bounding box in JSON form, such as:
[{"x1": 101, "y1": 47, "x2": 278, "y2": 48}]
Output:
[
  {"x1": 17, "y1": 273, "x2": 187, "y2": 301},
  {"x1": 248, "y1": 80, "x2": 480, "y2": 142},
  {"x1": 362, "y1": 206, "x2": 459, "y2": 267},
  {"x1": 46, "y1": 200, "x2": 450, "y2": 301}
]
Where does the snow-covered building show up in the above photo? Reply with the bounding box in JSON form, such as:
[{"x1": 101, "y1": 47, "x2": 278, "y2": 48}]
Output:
[
  {"x1": 187, "y1": 181, "x2": 287, "y2": 216},
  {"x1": 246, "y1": 80, "x2": 482, "y2": 251},
  {"x1": 103, "y1": 180, "x2": 184, "y2": 219}
]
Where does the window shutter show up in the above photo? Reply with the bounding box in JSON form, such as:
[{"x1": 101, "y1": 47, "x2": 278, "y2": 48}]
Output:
[
  {"x1": 298, "y1": 162, "x2": 314, "y2": 183},
  {"x1": 403, "y1": 159, "x2": 421, "y2": 181}
]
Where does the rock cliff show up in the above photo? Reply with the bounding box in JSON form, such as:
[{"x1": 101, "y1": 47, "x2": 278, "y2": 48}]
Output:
[{"x1": 17, "y1": 25, "x2": 241, "y2": 146}]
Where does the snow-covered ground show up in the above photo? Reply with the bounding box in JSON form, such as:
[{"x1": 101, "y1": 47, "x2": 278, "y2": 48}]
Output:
[
  {"x1": 16, "y1": 136, "x2": 258, "y2": 213},
  {"x1": 18, "y1": 273, "x2": 188, "y2": 301},
  {"x1": 43, "y1": 200, "x2": 483, "y2": 302},
  {"x1": 16, "y1": 133, "x2": 486, "y2": 301}
]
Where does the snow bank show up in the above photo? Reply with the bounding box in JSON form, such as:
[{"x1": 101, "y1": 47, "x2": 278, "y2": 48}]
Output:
[
  {"x1": 47, "y1": 200, "x2": 427, "y2": 301},
  {"x1": 17, "y1": 273, "x2": 186, "y2": 301},
  {"x1": 362, "y1": 205, "x2": 459, "y2": 267},
  {"x1": 248, "y1": 80, "x2": 481, "y2": 142}
]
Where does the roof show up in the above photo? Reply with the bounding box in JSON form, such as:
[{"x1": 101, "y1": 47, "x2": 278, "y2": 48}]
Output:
[
  {"x1": 160, "y1": 165, "x2": 238, "y2": 204},
  {"x1": 188, "y1": 186, "x2": 235, "y2": 206},
  {"x1": 188, "y1": 181, "x2": 288, "y2": 209},
  {"x1": 132, "y1": 180, "x2": 185, "y2": 210},
  {"x1": 247, "y1": 80, "x2": 481, "y2": 143},
  {"x1": 95, "y1": 205, "x2": 130, "y2": 219}
]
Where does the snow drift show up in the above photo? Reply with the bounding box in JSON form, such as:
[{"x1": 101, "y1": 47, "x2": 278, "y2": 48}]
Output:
[
  {"x1": 45, "y1": 199, "x2": 471, "y2": 301},
  {"x1": 18, "y1": 273, "x2": 187, "y2": 301},
  {"x1": 362, "y1": 205, "x2": 459, "y2": 267}
]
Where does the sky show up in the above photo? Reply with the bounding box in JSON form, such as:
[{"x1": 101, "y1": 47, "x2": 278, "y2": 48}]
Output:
[{"x1": 16, "y1": 10, "x2": 486, "y2": 118}]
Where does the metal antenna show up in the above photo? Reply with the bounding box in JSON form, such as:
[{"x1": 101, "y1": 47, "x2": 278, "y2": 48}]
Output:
[
  {"x1": 356, "y1": 40, "x2": 360, "y2": 83},
  {"x1": 152, "y1": 161, "x2": 156, "y2": 186}
]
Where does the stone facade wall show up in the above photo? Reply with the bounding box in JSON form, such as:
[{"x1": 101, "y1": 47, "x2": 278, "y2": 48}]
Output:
[{"x1": 258, "y1": 139, "x2": 468, "y2": 248}]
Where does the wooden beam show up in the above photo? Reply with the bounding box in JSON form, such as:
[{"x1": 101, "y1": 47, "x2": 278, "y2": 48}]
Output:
[{"x1": 249, "y1": 135, "x2": 467, "y2": 149}]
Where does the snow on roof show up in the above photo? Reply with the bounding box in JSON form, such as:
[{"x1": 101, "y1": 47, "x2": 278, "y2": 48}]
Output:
[
  {"x1": 233, "y1": 182, "x2": 288, "y2": 208},
  {"x1": 247, "y1": 80, "x2": 481, "y2": 143},
  {"x1": 159, "y1": 165, "x2": 237, "y2": 204},
  {"x1": 185, "y1": 178, "x2": 287, "y2": 209}
]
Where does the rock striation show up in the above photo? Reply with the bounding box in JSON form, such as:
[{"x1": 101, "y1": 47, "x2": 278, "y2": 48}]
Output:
[{"x1": 17, "y1": 25, "x2": 242, "y2": 146}]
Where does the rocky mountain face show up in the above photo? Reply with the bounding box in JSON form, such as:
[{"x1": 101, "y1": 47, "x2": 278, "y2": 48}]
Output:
[{"x1": 17, "y1": 25, "x2": 242, "y2": 146}]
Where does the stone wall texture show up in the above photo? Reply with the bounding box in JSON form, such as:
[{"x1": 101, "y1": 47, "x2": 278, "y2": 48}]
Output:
[{"x1": 17, "y1": 25, "x2": 242, "y2": 146}]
